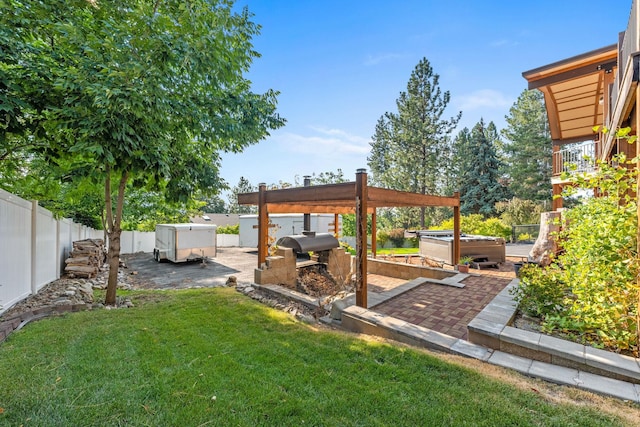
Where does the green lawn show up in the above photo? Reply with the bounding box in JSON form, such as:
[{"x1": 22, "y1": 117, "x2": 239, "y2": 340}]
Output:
[{"x1": 0, "y1": 288, "x2": 632, "y2": 426}]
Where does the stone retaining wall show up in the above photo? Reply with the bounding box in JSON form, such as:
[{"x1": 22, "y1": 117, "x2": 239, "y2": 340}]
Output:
[{"x1": 367, "y1": 258, "x2": 454, "y2": 281}]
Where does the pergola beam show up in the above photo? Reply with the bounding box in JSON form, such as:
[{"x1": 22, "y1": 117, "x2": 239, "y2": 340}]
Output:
[
  {"x1": 368, "y1": 187, "x2": 460, "y2": 207},
  {"x1": 265, "y1": 204, "x2": 357, "y2": 214}
]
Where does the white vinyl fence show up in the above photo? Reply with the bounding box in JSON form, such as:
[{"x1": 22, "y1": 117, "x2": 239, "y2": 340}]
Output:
[
  {"x1": 0, "y1": 188, "x2": 240, "y2": 313},
  {"x1": 0, "y1": 188, "x2": 102, "y2": 313}
]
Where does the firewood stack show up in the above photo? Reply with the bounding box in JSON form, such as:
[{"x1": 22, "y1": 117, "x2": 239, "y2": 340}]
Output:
[{"x1": 64, "y1": 239, "x2": 106, "y2": 278}]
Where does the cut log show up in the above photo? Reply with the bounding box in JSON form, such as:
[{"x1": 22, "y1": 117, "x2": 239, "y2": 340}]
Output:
[
  {"x1": 70, "y1": 249, "x2": 100, "y2": 257},
  {"x1": 529, "y1": 211, "x2": 562, "y2": 266},
  {"x1": 65, "y1": 265, "x2": 98, "y2": 275},
  {"x1": 65, "y1": 256, "x2": 93, "y2": 265},
  {"x1": 64, "y1": 239, "x2": 106, "y2": 278}
]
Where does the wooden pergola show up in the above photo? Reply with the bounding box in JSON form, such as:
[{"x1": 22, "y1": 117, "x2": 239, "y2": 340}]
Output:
[{"x1": 238, "y1": 169, "x2": 461, "y2": 308}]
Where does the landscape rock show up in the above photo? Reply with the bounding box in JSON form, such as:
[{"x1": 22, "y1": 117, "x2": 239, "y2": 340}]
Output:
[
  {"x1": 296, "y1": 313, "x2": 316, "y2": 324},
  {"x1": 0, "y1": 260, "x2": 136, "y2": 321}
]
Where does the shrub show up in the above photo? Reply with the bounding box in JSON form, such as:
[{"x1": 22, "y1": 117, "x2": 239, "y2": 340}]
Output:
[
  {"x1": 511, "y1": 264, "x2": 565, "y2": 318},
  {"x1": 431, "y1": 215, "x2": 510, "y2": 239},
  {"x1": 474, "y1": 217, "x2": 511, "y2": 240},
  {"x1": 388, "y1": 228, "x2": 406, "y2": 247},
  {"x1": 519, "y1": 151, "x2": 639, "y2": 354},
  {"x1": 495, "y1": 197, "x2": 544, "y2": 226},
  {"x1": 517, "y1": 233, "x2": 532, "y2": 242},
  {"x1": 339, "y1": 241, "x2": 354, "y2": 254},
  {"x1": 544, "y1": 195, "x2": 638, "y2": 352},
  {"x1": 217, "y1": 224, "x2": 239, "y2": 234},
  {"x1": 376, "y1": 230, "x2": 390, "y2": 248}
]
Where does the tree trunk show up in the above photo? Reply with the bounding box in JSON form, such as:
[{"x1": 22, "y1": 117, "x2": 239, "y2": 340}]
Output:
[
  {"x1": 529, "y1": 211, "x2": 561, "y2": 266},
  {"x1": 105, "y1": 228, "x2": 121, "y2": 305},
  {"x1": 104, "y1": 167, "x2": 129, "y2": 306}
]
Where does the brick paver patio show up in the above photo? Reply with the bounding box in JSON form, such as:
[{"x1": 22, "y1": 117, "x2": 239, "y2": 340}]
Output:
[{"x1": 368, "y1": 259, "x2": 517, "y2": 340}]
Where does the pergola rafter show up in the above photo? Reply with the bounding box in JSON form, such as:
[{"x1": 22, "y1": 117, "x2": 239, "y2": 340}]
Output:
[{"x1": 238, "y1": 169, "x2": 461, "y2": 308}]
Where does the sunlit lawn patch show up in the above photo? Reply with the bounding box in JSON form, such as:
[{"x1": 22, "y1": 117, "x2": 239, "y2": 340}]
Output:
[{"x1": 0, "y1": 287, "x2": 631, "y2": 426}]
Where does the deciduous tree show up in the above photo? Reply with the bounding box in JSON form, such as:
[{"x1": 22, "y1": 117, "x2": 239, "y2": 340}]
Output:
[{"x1": 1, "y1": 0, "x2": 284, "y2": 304}]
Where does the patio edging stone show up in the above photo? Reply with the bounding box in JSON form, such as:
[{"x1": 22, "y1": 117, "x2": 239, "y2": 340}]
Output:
[{"x1": 467, "y1": 279, "x2": 640, "y2": 385}]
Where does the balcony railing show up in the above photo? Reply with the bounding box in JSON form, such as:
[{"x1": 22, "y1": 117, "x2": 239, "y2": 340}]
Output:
[
  {"x1": 605, "y1": 0, "x2": 639, "y2": 131},
  {"x1": 552, "y1": 140, "x2": 597, "y2": 177}
]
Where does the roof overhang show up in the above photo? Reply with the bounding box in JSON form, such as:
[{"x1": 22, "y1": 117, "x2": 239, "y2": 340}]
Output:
[{"x1": 523, "y1": 44, "x2": 617, "y2": 143}]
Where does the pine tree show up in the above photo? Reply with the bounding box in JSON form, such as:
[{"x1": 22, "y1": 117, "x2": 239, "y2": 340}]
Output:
[
  {"x1": 368, "y1": 58, "x2": 461, "y2": 228},
  {"x1": 460, "y1": 119, "x2": 509, "y2": 216},
  {"x1": 228, "y1": 177, "x2": 257, "y2": 214},
  {"x1": 449, "y1": 127, "x2": 472, "y2": 194},
  {"x1": 501, "y1": 90, "x2": 552, "y2": 202}
]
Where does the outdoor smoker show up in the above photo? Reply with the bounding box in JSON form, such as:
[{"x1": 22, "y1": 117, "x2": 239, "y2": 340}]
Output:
[{"x1": 276, "y1": 232, "x2": 339, "y2": 264}]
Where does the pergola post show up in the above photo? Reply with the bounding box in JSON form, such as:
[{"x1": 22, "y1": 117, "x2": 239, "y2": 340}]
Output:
[
  {"x1": 552, "y1": 184, "x2": 563, "y2": 210},
  {"x1": 355, "y1": 169, "x2": 368, "y2": 308},
  {"x1": 371, "y1": 211, "x2": 377, "y2": 258},
  {"x1": 303, "y1": 176, "x2": 311, "y2": 232},
  {"x1": 334, "y1": 213, "x2": 339, "y2": 236},
  {"x1": 257, "y1": 183, "x2": 268, "y2": 267},
  {"x1": 453, "y1": 191, "x2": 460, "y2": 265}
]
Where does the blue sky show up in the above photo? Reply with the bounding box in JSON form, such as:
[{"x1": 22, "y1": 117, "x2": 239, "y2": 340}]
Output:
[{"x1": 220, "y1": 0, "x2": 631, "y2": 197}]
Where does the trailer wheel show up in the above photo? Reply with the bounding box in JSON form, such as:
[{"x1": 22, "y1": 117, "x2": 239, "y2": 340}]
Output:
[{"x1": 153, "y1": 249, "x2": 159, "y2": 262}]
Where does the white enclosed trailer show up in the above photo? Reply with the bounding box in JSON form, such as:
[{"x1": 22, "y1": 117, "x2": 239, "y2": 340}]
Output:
[
  {"x1": 153, "y1": 223, "x2": 217, "y2": 263},
  {"x1": 239, "y1": 214, "x2": 340, "y2": 248}
]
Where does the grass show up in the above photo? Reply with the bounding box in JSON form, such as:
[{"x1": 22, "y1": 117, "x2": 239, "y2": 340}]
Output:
[{"x1": 0, "y1": 287, "x2": 636, "y2": 426}]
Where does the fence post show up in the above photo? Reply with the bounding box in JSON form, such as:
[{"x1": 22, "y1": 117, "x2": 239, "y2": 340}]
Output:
[
  {"x1": 30, "y1": 200, "x2": 37, "y2": 295},
  {"x1": 56, "y1": 220, "x2": 61, "y2": 278}
]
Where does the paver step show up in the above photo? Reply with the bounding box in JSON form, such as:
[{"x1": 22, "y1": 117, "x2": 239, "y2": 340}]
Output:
[{"x1": 471, "y1": 261, "x2": 499, "y2": 269}]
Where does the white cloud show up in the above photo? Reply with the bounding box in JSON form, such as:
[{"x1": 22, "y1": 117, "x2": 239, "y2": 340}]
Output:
[
  {"x1": 363, "y1": 52, "x2": 408, "y2": 66},
  {"x1": 456, "y1": 89, "x2": 513, "y2": 111},
  {"x1": 276, "y1": 127, "x2": 371, "y2": 156}
]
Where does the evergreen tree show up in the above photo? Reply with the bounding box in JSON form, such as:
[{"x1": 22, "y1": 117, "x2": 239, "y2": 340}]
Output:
[
  {"x1": 368, "y1": 58, "x2": 461, "y2": 228},
  {"x1": 449, "y1": 127, "x2": 473, "y2": 194},
  {"x1": 501, "y1": 90, "x2": 552, "y2": 202},
  {"x1": 460, "y1": 119, "x2": 508, "y2": 216},
  {"x1": 228, "y1": 177, "x2": 257, "y2": 214},
  {"x1": 201, "y1": 195, "x2": 228, "y2": 213}
]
